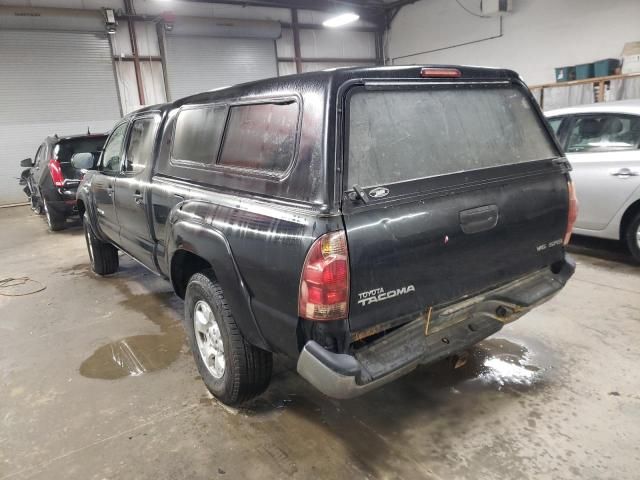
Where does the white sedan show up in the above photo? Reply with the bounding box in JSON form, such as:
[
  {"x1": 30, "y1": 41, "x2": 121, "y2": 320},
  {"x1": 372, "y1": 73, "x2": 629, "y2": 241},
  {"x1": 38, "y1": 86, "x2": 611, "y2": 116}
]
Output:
[{"x1": 546, "y1": 100, "x2": 640, "y2": 261}]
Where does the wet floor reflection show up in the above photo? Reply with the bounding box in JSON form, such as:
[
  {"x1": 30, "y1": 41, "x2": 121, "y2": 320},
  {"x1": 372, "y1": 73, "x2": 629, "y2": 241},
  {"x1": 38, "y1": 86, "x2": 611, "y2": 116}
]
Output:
[
  {"x1": 455, "y1": 338, "x2": 541, "y2": 388},
  {"x1": 414, "y1": 336, "x2": 547, "y2": 395},
  {"x1": 67, "y1": 263, "x2": 186, "y2": 380},
  {"x1": 80, "y1": 331, "x2": 184, "y2": 379}
]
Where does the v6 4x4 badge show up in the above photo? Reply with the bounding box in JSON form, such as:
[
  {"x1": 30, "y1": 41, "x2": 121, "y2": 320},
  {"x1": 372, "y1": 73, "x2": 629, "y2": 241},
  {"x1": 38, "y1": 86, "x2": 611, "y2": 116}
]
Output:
[{"x1": 357, "y1": 285, "x2": 415, "y2": 307}]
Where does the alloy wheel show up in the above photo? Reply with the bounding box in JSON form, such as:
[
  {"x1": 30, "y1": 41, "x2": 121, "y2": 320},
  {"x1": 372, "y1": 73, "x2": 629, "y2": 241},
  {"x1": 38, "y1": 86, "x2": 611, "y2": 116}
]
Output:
[{"x1": 193, "y1": 300, "x2": 226, "y2": 379}]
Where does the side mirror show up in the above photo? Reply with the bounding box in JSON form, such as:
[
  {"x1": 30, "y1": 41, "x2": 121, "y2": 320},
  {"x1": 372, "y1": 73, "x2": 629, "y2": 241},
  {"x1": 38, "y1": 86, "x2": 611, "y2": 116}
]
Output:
[
  {"x1": 20, "y1": 158, "x2": 33, "y2": 167},
  {"x1": 71, "y1": 152, "x2": 97, "y2": 170}
]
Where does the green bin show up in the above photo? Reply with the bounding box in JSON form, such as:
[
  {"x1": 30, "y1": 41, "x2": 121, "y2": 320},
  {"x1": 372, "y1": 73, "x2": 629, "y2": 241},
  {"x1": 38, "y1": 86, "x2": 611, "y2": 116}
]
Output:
[
  {"x1": 575, "y1": 63, "x2": 594, "y2": 79},
  {"x1": 593, "y1": 58, "x2": 620, "y2": 77},
  {"x1": 555, "y1": 66, "x2": 575, "y2": 82}
]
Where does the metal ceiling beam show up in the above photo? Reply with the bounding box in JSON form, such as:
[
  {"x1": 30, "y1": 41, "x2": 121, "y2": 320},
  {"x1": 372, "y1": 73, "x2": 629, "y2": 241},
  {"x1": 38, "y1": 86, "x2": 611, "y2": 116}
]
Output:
[
  {"x1": 180, "y1": 0, "x2": 387, "y2": 11},
  {"x1": 178, "y1": 0, "x2": 388, "y2": 27}
]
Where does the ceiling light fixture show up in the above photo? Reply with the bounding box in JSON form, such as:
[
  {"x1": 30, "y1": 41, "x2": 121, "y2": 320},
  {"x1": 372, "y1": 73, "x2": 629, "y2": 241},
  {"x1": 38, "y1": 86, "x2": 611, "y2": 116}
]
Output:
[{"x1": 322, "y1": 12, "x2": 359, "y2": 28}]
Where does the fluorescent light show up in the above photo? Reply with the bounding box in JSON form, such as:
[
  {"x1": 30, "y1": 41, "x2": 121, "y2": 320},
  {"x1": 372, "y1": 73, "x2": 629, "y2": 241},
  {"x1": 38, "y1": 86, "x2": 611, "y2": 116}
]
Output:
[{"x1": 322, "y1": 12, "x2": 359, "y2": 28}]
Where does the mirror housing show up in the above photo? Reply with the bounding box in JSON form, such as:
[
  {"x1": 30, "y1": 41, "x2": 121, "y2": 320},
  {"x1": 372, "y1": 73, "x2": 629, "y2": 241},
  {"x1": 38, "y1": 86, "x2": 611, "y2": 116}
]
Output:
[
  {"x1": 20, "y1": 158, "x2": 33, "y2": 167},
  {"x1": 71, "y1": 152, "x2": 97, "y2": 170}
]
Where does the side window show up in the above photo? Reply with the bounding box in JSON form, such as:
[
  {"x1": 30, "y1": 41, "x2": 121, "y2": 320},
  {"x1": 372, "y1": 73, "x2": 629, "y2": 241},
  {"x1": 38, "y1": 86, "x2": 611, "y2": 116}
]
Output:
[
  {"x1": 101, "y1": 123, "x2": 128, "y2": 173},
  {"x1": 172, "y1": 105, "x2": 226, "y2": 165},
  {"x1": 125, "y1": 116, "x2": 160, "y2": 174},
  {"x1": 218, "y1": 101, "x2": 299, "y2": 174},
  {"x1": 565, "y1": 114, "x2": 640, "y2": 153}
]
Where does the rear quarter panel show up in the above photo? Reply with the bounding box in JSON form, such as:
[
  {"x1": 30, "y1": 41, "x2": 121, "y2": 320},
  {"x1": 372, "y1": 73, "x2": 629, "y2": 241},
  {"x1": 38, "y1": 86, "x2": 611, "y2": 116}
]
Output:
[{"x1": 165, "y1": 192, "x2": 342, "y2": 356}]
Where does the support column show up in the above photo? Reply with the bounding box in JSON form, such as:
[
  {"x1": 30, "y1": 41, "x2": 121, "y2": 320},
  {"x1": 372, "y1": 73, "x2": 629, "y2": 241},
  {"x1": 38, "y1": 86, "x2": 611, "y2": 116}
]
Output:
[
  {"x1": 124, "y1": 0, "x2": 145, "y2": 105},
  {"x1": 291, "y1": 8, "x2": 303, "y2": 74}
]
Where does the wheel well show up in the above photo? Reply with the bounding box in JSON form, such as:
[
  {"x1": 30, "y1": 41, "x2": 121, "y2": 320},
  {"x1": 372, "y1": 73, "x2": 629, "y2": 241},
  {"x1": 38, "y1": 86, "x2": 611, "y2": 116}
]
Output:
[
  {"x1": 171, "y1": 250, "x2": 212, "y2": 299},
  {"x1": 620, "y1": 199, "x2": 640, "y2": 239}
]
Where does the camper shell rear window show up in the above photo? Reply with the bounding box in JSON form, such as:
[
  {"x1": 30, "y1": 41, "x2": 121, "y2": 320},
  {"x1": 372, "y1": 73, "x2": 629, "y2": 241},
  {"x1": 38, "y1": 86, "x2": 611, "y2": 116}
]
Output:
[{"x1": 346, "y1": 84, "x2": 558, "y2": 188}]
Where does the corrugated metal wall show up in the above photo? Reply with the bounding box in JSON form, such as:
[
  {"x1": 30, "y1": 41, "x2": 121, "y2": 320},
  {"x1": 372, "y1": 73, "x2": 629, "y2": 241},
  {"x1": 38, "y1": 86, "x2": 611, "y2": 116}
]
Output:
[
  {"x1": 0, "y1": 4, "x2": 379, "y2": 204},
  {"x1": 0, "y1": 30, "x2": 121, "y2": 205},
  {"x1": 165, "y1": 35, "x2": 278, "y2": 100},
  {"x1": 276, "y1": 27, "x2": 377, "y2": 75}
]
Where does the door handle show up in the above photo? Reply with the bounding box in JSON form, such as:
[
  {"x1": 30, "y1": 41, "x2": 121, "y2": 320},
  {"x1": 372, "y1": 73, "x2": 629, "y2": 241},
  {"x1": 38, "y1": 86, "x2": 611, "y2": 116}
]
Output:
[
  {"x1": 133, "y1": 192, "x2": 143, "y2": 205},
  {"x1": 459, "y1": 204, "x2": 500, "y2": 234},
  {"x1": 610, "y1": 168, "x2": 639, "y2": 178},
  {"x1": 107, "y1": 186, "x2": 114, "y2": 197}
]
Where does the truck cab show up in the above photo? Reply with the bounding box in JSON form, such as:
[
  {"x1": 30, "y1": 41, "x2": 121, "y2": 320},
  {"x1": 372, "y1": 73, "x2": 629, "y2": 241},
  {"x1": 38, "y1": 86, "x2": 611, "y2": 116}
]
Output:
[{"x1": 77, "y1": 65, "x2": 575, "y2": 405}]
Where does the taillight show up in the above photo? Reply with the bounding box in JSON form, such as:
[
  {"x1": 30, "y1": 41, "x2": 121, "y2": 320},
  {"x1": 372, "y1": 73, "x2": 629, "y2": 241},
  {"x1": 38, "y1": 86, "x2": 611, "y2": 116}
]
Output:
[
  {"x1": 564, "y1": 180, "x2": 578, "y2": 245},
  {"x1": 48, "y1": 158, "x2": 65, "y2": 187},
  {"x1": 420, "y1": 67, "x2": 462, "y2": 78},
  {"x1": 299, "y1": 231, "x2": 350, "y2": 321}
]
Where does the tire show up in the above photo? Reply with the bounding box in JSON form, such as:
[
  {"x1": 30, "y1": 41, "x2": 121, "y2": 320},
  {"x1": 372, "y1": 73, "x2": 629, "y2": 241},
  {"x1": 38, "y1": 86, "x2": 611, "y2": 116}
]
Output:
[
  {"x1": 30, "y1": 195, "x2": 43, "y2": 215},
  {"x1": 43, "y1": 199, "x2": 66, "y2": 231},
  {"x1": 83, "y1": 214, "x2": 119, "y2": 275},
  {"x1": 624, "y1": 212, "x2": 640, "y2": 262},
  {"x1": 185, "y1": 270, "x2": 272, "y2": 405}
]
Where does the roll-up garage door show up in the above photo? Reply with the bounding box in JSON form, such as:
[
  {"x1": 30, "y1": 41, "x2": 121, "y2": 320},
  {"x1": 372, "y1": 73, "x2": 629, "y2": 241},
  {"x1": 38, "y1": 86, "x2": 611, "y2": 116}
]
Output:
[
  {"x1": 0, "y1": 30, "x2": 121, "y2": 205},
  {"x1": 165, "y1": 36, "x2": 278, "y2": 101}
]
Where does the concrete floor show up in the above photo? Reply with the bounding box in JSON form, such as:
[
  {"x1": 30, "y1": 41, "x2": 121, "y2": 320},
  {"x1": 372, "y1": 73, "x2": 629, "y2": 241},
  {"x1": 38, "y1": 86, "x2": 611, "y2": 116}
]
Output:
[{"x1": 1, "y1": 205, "x2": 639, "y2": 480}]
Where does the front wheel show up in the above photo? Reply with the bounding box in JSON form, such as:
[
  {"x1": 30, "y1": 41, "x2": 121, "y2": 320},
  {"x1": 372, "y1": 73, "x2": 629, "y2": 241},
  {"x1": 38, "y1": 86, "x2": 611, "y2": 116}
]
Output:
[
  {"x1": 83, "y1": 215, "x2": 119, "y2": 275},
  {"x1": 625, "y1": 212, "x2": 640, "y2": 262},
  {"x1": 30, "y1": 195, "x2": 43, "y2": 215},
  {"x1": 185, "y1": 270, "x2": 272, "y2": 405}
]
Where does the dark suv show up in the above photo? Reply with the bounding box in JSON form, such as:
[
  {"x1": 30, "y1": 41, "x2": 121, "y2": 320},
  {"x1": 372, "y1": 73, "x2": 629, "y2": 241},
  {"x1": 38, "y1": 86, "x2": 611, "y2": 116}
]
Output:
[
  {"x1": 77, "y1": 66, "x2": 576, "y2": 405},
  {"x1": 20, "y1": 133, "x2": 107, "y2": 230}
]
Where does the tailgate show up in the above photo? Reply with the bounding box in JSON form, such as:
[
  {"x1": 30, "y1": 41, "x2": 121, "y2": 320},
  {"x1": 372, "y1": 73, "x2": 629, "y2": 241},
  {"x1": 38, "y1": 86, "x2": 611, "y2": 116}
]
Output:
[{"x1": 342, "y1": 81, "x2": 569, "y2": 332}]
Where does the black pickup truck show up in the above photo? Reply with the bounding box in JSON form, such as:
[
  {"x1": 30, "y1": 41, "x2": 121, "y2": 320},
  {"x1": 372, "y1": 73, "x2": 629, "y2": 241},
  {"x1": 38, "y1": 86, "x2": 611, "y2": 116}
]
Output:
[{"x1": 76, "y1": 65, "x2": 576, "y2": 405}]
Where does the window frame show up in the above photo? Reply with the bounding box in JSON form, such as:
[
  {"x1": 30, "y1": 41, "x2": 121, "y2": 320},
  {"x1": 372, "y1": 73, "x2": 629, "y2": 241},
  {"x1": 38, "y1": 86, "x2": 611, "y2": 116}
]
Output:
[
  {"x1": 121, "y1": 113, "x2": 161, "y2": 177},
  {"x1": 545, "y1": 115, "x2": 571, "y2": 150},
  {"x1": 169, "y1": 94, "x2": 302, "y2": 181},
  {"x1": 34, "y1": 144, "x2": 45, "y2": 168},
  {"x1": 99, "y1": 121, "x2": 130, "y2": 176},
  {"x1": 560, "y1": 112, "x2": 640, "y2": 154}
]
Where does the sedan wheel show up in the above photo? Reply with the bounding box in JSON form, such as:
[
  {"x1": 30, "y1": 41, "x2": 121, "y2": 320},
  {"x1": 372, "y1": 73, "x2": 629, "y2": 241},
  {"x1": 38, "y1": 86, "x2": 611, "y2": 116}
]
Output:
[{"x1": 625, "y1": 212, "x2": 640, "y2": 263}]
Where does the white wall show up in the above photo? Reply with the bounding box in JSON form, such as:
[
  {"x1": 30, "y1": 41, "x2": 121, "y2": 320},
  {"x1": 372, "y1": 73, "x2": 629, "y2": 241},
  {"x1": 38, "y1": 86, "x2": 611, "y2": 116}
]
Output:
[{"x1": 387, "y1": 0, "x2": 640, "y2": 86}]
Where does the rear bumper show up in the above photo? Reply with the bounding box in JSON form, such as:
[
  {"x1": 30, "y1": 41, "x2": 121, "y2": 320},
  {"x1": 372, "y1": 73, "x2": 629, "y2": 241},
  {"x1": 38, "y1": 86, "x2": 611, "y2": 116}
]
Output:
[{"x1": 297, "y1": 256, "x2": 575, "y2": 399}]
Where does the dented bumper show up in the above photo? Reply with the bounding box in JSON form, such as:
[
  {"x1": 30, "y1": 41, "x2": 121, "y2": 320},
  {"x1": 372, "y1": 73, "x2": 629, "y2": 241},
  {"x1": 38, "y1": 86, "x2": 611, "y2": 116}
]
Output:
[{"x1": 297, "y1": 256, "x2": 575, "y2": 399}]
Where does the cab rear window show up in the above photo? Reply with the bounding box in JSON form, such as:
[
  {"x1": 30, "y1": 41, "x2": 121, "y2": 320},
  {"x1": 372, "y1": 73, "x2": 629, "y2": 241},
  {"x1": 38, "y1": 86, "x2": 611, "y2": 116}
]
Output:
[{"x1": 347, "y1": 86, "x2": 558, "y2": 188}]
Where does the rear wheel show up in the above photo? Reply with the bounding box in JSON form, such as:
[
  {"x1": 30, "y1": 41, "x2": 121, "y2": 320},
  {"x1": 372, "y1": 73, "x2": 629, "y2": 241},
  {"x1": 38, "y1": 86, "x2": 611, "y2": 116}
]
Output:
[
  {"x1": 43, "y1": 199, "x2": 65, "y2": 231},
  {"x1": 185, "y1": 270, "x2": 272, "y2": 405},
  {"x1": 624, "y1": 212, "x2": 640, "y2": 262},
  {"x1": 83, "y1": 215, "x2": 119, "y2": 275}
]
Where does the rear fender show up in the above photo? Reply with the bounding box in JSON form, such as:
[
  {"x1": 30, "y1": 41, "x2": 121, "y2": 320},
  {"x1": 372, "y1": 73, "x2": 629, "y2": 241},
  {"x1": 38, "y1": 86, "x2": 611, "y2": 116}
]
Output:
[{"x1": 168, "y1": 219, "x2": 269, "y2": 351}]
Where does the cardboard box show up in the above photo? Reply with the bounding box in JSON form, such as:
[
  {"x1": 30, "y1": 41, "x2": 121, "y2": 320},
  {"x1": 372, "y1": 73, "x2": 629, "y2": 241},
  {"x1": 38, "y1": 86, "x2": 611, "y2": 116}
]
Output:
[{"x1": 622, "y1": 41, "x2": 640, "y2": 74}]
